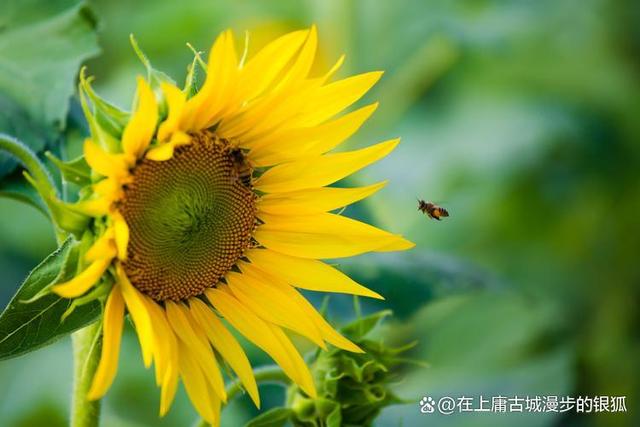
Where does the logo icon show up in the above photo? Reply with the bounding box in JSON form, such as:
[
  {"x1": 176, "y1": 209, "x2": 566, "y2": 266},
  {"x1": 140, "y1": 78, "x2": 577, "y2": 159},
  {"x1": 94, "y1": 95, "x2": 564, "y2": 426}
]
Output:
[{"x1": 419, "y1": 396, "x2": 436, "y2": 413}]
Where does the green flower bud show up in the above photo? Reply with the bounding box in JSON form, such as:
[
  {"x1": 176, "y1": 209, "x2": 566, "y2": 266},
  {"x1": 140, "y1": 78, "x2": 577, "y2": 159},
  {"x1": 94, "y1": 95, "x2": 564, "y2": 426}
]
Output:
[{"x1": 285, "y1": 310, "x2": 415, "y2": 427}]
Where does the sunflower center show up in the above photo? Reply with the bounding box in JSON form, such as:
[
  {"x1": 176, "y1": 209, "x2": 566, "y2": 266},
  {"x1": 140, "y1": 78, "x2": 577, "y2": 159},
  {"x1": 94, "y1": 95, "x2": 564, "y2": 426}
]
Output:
[{"x1": 120, "y1": 132, "x2": 256, "y2": 301}]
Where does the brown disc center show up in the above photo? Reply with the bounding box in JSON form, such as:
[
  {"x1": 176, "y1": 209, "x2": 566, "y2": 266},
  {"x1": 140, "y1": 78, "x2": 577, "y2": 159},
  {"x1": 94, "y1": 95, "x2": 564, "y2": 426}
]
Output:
[{"x1": 119, "y1": 133, "x2": 255, "y2": 301}]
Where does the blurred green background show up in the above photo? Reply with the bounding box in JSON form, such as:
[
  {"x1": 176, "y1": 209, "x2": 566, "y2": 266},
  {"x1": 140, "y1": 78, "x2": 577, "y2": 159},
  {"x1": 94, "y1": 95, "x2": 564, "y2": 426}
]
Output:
[{"x1": 1, "y1": 0, "x2": 638, "y2": 426}]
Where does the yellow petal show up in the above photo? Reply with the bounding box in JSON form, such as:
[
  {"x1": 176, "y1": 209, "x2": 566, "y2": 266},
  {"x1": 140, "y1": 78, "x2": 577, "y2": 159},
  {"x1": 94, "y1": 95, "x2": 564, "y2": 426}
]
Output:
[
  {"x1": 205, "y1": 386, "x2": 222, "y2": 427},
  {"x1": 183, "y1": 31, "x2": 238, "y2": 131},
  {"x1": 257, "y1": 181, "x2": 386, "y2": 215},
  {"x1": 146, "y1": 131, "x2": 190, "y2": 161},
  {"x1": 248, "y1": 103, "x2": 378, "y2": 166},
  {"x1": 225, "y1": 271, "x2": 326, "y2": 349},
  {"x1": 218, "y1": 83, "x2": 310, "y2": 140},
  {"x1": 217, "y1": 29, "x2": 314, "y2": 139},
  {"x1": 145, "y1": 142, "x2": 175, "y2": 161},
  {"x1": 318, "y1": 54, "x2": 345, "y2": 85},
  {"x1": 85, "y1": 228, "x2": 116, "y2": 262},
  {"x1": 189, "y1": 298, "x2": 260, "y2": 408},
  {"x1": 122, "y1": 76, "x2": 158, "y2": 161},
  {"x1": 83, "y1": 139, "x2": 128, "y2": 179},
  {"x1": 254, "y1": 138, "x2": 399, "y2": 193},
  {"x1": 178, "y1": 341, "x2": 217, "y2": 424},
  {"x1": 112, "y1": 211, "x2": 129, "y2": 261},
  {"x1": 93, "y1": 177, "x2": 124, "y2": 200},
  {"x1": 165, "y1": 302, "x2": 226, "y2": 402},
  {"x1": 116, "y1": 265, "x2": 154, "y2": 368},
  {"x1": 157, "y1": 82, "x2": 187, "y2": 142},
  {"x1": 88, "y1": 285, "x2": 125, "y2": 399},
  {"x1": 205, "y1": 31, "x2": 241, "y2": 125},
  {"x1": 141, "y1": 297, "x2": 170, "y2": 382},
  {"x1": 72, "y1": 197, "x2": 112, "y2": 217},
  {"x1": 266, "y1": 320, "x2": 316, "y2": 398},
  {"x1": 273, "y1": 25, "x2": 317, "y2": 92},
  {"x1": 206, "y1": 287, "x2": 317, "y2": 398},
  {"x1": 52, "y1": 258, "x2": 111, "y2": 298},
  {"x1": 180, "y1": 305, "x2": 227, "y2": 403},
  {"x1": 227, "y1": 54, "x2": 346, "y2": 145},
  {"x1": 159, "y1": 360, "x2": 179, "y2": 417},
  {"x1": 245, "y1": 248, "x2": 383, "y2": 299},
  {"x1": 292, "y1": 71, "x2": 383, "y2": 128},
  {"x1": 255, "y1": 212, "x2": 414, "y2": 258},
  {"x1": 236, "y1": 29, "x2": 309, "y2": 102},
  {"x1": 240, "y1": 262, "x2": 362, "y2": 353},
  {"x1": 373, "y1": 237, "x2": 416, "y2": 252},
  {"x1": 142, "y1": 297, "x2": 179, "y2": 416}
]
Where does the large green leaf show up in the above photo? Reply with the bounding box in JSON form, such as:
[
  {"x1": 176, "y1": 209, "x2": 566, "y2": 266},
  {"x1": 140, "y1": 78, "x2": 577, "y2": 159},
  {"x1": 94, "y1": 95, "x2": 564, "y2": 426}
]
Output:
[
  {"x1": 0, "y1": 169, "x2": 49, "y2": 216},
  {"x1": 0, "y1": 93, "x2": 52, "y2": 178},
  {"x1": 0, "y1": 238, "x2": 101, "y2": 360},
  {"x1": 0, "y1": 0, "x2": 99, "y2": 177}
]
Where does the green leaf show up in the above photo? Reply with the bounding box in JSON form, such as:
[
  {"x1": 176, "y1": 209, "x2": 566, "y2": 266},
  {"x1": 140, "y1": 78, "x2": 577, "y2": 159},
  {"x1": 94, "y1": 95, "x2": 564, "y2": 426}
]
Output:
[
  {"x1": 0, "y1": 237, "x2": 101, "y2": 360},
  {"x1": 0, "y1": 0, "x2": 100, "y2": 176},
  {"x1": 0, "y1": 94, "x2": 52, "y2": 178},
  {"x1": 245, "y1": 408, "x2": 292, "y2": 427},
  {"x1": 0, "y1": 169, "x2": 48, "y2": 216}
]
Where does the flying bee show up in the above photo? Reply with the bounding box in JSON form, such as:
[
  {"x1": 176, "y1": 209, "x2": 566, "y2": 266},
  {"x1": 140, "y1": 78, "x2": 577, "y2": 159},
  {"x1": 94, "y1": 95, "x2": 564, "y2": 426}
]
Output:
[
  {"x1": 418, "y1": 199, "x2": 449, "y2": 221},
  {"x1": 229, "y1": 147, "x2": 253, "y2": 188}
]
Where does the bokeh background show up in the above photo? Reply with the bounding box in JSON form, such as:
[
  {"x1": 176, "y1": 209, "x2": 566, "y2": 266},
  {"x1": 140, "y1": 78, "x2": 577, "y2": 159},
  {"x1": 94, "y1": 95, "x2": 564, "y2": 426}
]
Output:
[{"x1": 1, "y1": 0, "x2": 638, "y2": 426}]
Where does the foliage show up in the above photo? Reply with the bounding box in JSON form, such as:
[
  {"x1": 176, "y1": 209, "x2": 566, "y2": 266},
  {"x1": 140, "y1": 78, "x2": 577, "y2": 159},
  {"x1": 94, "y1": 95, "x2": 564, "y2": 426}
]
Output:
[
  {"x1": 0, "y1": 0, "x2": 99, "y2": 177},
  {"x1": 0, "y1": 237, "x2": 100, "y2": 360}
]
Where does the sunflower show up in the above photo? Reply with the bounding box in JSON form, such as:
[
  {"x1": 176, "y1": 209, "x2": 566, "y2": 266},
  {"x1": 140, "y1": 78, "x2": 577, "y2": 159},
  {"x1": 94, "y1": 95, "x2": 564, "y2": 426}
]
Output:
[{"x1": 52, "y1": 26, "x2": 413, "y2": 425}]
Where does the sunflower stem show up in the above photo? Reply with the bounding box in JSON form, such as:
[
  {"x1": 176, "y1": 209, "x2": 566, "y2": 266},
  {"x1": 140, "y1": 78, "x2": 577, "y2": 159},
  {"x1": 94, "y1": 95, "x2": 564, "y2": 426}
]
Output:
[
  {"x1": 71, "y1": 321, "x2": 103, "y2": 427},
  {"x1": 0, "y1": 133, "x2": 66, "y2": 244},
  {"x1": 194, "y1": 365, "x2": 290, "y2": 427}
]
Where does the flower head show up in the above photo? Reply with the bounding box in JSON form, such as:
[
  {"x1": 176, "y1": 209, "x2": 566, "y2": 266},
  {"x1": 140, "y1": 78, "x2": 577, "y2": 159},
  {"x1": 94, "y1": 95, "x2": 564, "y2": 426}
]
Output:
[{"x1": 52, "y1": 26, "x2": 413, "y2": 425}]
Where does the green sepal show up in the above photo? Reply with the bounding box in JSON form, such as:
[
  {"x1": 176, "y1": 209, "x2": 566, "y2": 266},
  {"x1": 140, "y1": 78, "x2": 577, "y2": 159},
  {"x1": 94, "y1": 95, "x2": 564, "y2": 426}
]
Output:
[
  {"x1": 23, "y1": 170, "x2": 90, "y2": 236},
  {"x1": 291, "y1": 396, "x2": 341, "y2": 426},
  {"x1": 78, "y1": 69, "x2": 120, "y2": 152},
  {"x1": 184, "y1": 44, "x2": 206, "y2": 97},
  {"x1": 44, "y1": 191, "x2": 90, "y2": 237},
  {"x1": 245, "y1": 408, "x2": 293, "y2": 427},
  {"x1": 45, "y1": 151, "x2": 92, "y2": 187},
  {"x1": 340, "y1": 309, "x2": 392, "y2": 340},
  {"x1": 61, "y1": 280, "x2": 111, "y2": 322},
  {"x1": 0, "y1": 237, "x2": 101, "y2": 360},
  {"x1": 325, "y1": 400, "x2": 342, "y2": 427},
  {"x1": 129, "y1": 34, "x2": 175, "y2": 117},
  {"x1": 79, "y1": 69, "x2": 129, "y2": 136},
  {"x1": 94, "y1": 107, "x2": 125, "y2": 140},
  {"x1": 130, "y1": 34, "x2": 176, "y2": 88}
]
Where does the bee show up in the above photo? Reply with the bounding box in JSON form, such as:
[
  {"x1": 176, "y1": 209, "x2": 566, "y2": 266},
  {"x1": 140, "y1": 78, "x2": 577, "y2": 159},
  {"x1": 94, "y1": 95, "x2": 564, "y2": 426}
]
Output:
[
  {"x1": 229, "y1": 147, "x2": 253, "y2": 188},
  {"x1": 418, "y1": 199, "x2": 449, "y2": 221}
]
